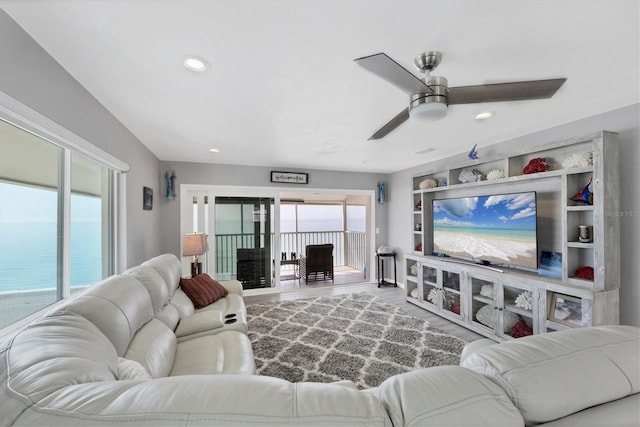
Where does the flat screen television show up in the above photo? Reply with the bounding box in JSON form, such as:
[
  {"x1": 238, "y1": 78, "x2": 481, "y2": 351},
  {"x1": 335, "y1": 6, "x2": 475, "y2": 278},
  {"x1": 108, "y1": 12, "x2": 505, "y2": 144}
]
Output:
[{"x1": 432, "y1": 191, "x2": 538, "y2": 270}]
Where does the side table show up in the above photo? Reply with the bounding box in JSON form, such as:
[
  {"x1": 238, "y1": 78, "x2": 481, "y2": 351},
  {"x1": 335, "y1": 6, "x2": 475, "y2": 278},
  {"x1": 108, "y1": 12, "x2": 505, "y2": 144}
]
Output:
[
  {"x1": 280, "y1": 259, "x2": 299, "y2": 283},
  {"x1": 376, "y1": 252, "x2": 397, "y2": 287}
]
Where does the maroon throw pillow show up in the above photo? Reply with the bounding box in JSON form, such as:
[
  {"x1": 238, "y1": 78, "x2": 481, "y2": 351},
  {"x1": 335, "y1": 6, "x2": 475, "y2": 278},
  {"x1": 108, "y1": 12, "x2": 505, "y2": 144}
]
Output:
[{"x1": 179, "y1": 274, "x2": 228, "y2": 309}]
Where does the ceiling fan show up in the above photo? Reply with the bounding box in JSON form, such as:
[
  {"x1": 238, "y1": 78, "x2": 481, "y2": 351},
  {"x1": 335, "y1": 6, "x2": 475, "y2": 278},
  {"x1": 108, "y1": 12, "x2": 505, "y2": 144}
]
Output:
[{"x1": 354, "y1": 51, "x2": 566, "y2": 140}]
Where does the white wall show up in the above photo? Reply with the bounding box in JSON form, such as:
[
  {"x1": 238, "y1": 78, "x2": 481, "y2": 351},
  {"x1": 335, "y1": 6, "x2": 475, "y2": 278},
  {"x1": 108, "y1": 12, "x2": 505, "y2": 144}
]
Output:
[
  {"x1": 388, "y1": 104, "x2": 640, "y2": 326},
  {"x1": 0, "y1": 10, "x2": 162, "y2": 268},
  {"x1": 2, "y1": 9, "x2": 637, "y2": 324},
  {"x1": 157, "y1": 161, "x2": 389, "y2": 258}
]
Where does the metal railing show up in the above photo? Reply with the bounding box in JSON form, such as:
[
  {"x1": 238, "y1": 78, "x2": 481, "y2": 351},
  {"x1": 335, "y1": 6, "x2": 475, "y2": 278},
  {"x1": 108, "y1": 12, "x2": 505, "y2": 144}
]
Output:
[{"x1": 213, "y1": 231, "x2": 366, "y2": 278}]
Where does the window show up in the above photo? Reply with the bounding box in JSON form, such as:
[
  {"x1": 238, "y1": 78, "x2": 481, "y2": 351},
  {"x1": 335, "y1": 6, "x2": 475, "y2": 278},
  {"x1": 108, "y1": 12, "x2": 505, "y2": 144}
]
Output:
[{"x1": 0, "y1": 118, "x2": 117, "y2": 329}]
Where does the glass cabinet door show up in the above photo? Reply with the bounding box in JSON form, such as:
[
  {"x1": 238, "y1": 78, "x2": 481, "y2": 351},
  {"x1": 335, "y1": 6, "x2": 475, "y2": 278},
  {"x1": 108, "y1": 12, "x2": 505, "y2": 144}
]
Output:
[
  {"x1": 500, "y1": 283, "x2": 537, "y2": 339},
  {"x1": 470, "y1": 275, "x2": 497, "y2": 333},
  {"x1": 421, "y1": 265, "x2": 438, "y2": 307},
  {"x1": 441, "y1": 269, "x2": 461, "y2": 318}
]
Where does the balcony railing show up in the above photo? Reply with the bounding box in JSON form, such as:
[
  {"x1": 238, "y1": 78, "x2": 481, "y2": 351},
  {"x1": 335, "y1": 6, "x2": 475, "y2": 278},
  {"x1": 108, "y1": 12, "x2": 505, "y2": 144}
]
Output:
[{"x1": 213, "y1": 231, "x2": 366, "y2": 279}]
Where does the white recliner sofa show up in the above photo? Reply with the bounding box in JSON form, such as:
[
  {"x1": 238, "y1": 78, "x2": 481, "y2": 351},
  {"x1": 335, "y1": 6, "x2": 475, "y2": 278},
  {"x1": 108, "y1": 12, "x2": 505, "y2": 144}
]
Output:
[{"x1": 1, "y1": 253, "x2": 638, "y2": 426}]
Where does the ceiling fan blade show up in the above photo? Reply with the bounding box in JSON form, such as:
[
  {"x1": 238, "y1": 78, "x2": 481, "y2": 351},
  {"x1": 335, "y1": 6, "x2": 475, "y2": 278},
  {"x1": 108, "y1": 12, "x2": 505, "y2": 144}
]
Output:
[
  {"x1": 355, "y1": 53, "x2": 432, "y2": 95},
  {"x1": 448, "y1": 78, "x2": 566, "y2": 105},
  {"x1": 368, "y1": 108, "x2": 409, "y2": 140}
]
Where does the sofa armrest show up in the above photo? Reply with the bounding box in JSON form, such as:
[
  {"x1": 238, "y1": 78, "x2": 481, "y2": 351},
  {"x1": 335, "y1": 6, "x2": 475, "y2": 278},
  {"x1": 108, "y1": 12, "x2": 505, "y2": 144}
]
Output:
[
  {"x1": 219, "y1": 279, "x2": 243, "y2": 296},
  {"x1": 174, "y1": 310, "x2": 224, "y2": 338},
  {"x1": 367, "y1": 366, "x2": 523, "y2": 427},
  {"x1": 459, "y1": 338, "x2": 497, "y2": 364},
  {"x1": 461, "y1": 325, "x2": 640, "y2": 425}
]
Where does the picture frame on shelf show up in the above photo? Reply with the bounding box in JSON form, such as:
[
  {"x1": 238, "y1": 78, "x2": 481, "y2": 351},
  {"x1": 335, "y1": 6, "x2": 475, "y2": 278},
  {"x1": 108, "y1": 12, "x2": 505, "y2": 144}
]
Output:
[{"x1": 548, "y1": 293, "x2": 583, "y2": 327}]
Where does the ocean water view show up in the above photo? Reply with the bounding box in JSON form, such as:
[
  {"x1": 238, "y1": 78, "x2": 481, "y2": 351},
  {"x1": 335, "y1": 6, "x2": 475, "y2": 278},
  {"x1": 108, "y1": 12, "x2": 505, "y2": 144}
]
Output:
[{"x1": 0, "y1": 221, "x2": 102, "y2": 293}]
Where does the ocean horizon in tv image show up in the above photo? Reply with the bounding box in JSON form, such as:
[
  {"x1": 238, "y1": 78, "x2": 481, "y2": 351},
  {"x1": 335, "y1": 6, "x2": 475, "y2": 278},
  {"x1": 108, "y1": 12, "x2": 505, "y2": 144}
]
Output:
[{"x1": 432, "y1": 192, "x2": 538, "y2": 269}]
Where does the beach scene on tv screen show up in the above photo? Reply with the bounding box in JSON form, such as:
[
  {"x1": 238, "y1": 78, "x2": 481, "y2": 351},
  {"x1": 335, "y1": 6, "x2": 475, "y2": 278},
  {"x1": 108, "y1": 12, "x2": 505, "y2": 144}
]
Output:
[{"x1": 433, "y1": 192, "x2": 537, "y2": 269}]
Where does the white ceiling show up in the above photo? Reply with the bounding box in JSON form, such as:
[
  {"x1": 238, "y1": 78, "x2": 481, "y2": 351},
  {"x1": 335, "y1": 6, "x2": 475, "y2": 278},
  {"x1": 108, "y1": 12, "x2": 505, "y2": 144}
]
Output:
[{"x1": 1, "y1": 0, "x2": 638, "y2": 173}]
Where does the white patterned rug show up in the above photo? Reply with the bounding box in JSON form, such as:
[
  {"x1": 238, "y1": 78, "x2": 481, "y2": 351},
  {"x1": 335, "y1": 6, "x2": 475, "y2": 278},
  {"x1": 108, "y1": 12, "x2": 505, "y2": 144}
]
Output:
[{"x1": 247, "y1": 292, "x2": 467, "y2": 389}]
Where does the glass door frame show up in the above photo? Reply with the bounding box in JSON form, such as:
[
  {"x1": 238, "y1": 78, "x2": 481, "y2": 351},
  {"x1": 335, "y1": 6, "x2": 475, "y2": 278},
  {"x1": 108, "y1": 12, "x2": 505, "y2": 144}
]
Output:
[{"x1": 179, "y1": 184, "x2": 377, "y2": 289}]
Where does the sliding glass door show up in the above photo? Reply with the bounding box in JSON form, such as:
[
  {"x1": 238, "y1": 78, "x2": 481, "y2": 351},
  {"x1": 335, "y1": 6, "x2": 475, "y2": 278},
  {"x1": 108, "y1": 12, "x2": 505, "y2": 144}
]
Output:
[{"x1": 214, "y1": 197, "x2": 273, "y2": 288}]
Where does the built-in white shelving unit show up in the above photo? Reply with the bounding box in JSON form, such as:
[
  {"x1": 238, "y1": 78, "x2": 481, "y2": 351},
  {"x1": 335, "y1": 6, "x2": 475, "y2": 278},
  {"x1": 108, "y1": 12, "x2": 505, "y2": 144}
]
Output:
[{"x1": 406, "y1": 131, "x2": 620, "y2": 341}]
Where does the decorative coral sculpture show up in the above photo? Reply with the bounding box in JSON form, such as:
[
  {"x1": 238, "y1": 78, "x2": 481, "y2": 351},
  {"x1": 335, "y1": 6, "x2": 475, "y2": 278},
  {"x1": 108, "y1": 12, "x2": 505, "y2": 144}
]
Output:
[
  {"x1": 486, "y1": 169, "x2": 505, "y2": 180},
  {"x1": 459, "y1": 169, "x2": 482, "y2": 183},
  {"x1": 515, "y1": 290, "x2": 534, "y2": 311},
  {"x1": 575, "y1": 266, "x2": 594, "y2": 281},
  {"x1": 511, "y1": 320, "x2": 533, "y2": 338},
  {"x1": 427, "y1": 288, "x2": 438, "y2": 304},
  {"x1": 523, "y1": 157, "x2": 549, "y2": 174},
  {"x1": 409, "y1": 264, "x2": 418, "y2": 276},
  {"x1": 480, "y1": 284, "x2": 494, "y2": 298},
  {"x1": 562, "y1": 151, "x2": 593, "y2": 169},
  {"x1": 419, "y1": 178, "x2": 438, "y2": 189}
]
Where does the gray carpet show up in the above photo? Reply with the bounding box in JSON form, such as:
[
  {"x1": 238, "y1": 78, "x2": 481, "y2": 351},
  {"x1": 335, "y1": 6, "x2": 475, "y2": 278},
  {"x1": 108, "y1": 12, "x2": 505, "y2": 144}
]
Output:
[{"x1": 247, "y1": 292, "x2": 467, "y2": 389}]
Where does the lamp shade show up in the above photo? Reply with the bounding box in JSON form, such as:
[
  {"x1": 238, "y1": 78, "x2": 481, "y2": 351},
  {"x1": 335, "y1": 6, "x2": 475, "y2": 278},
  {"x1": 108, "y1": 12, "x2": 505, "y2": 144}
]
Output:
[{"x1": 183, "y1": 233, "x2": 209, "y2": 256}]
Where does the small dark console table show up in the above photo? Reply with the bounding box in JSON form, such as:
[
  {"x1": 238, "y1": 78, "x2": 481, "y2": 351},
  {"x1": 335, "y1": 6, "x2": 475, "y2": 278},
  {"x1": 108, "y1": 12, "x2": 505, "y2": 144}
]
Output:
[
  {"x1": 376, "y1": 252, "x2": 397, "y2": 288},
  {"x1": 280, "y1": 258, "x2": 299, "y2": 283}
]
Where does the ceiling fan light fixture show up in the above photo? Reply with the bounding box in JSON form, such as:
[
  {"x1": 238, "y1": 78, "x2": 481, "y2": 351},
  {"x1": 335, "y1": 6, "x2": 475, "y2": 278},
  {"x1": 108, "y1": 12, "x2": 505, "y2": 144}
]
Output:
[
  {"x1": 409, "y1": 101, "x2": 447, "y2": 122},
  {"x1": 409, "y1": 75, "x2": 448, "y2": 122}
]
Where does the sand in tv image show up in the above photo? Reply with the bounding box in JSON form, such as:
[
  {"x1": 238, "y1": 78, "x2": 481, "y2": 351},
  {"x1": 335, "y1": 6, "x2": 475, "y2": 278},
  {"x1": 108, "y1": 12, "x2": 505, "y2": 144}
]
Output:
[{"x1": 433, "y1": 192, "x2": 537, "y2": 269}]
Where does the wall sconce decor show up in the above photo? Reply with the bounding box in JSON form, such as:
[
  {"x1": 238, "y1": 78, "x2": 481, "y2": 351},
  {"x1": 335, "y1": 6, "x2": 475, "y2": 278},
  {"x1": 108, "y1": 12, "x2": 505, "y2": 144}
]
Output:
[
  {"x1": 166, "y1": 170, "x2": 176, "y2": 200},
  {"x1": 143, "y1": 186, "x2": 153, "y2": 210},
  {"x1": 378, "y1": 181, "x2": 386, "y2": 204},
  {"x1": 183, "y1": 233, "x2": 209, "y2": 277}
]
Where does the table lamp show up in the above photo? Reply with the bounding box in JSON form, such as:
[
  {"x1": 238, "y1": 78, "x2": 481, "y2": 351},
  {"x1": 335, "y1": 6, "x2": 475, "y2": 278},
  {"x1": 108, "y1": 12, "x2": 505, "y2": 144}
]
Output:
[{"x1": 183, "y1": 233, "x2": 208, "y2": 277}]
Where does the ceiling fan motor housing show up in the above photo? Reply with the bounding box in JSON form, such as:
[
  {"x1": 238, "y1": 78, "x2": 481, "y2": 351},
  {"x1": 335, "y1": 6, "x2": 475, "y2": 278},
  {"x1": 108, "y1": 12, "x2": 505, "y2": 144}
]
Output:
[{"x1": 410, "y1": 75, "x2": 449, "y2": 109}]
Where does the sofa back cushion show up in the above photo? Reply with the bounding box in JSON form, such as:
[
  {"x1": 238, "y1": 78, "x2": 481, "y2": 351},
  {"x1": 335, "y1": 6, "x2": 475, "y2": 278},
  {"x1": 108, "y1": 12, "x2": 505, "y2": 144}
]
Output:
[
  {"x1": 156, "y1": 302, "x2": 180, "y2": 330},
  {"x1": 1, "y1": 311, "x2": 117, "y2": 424},
  {"x1": 143, "y1": 254, "x2": 182, "y2": 296},
  {"x1": 62, "y1": 275, "x2": 154, "y2": 356},
  {"x1": 124, "y1": 319, "x2": 176, "y2": 378},
  {"x1": 170, "y1": 288, "x2": 196, "y2": 318},
  {"x1": 124, "y1": 265, "x2": 170, "y2": 315},
  {"x1": 461, "y1": 325, "x2": 640, "y2": 425}
]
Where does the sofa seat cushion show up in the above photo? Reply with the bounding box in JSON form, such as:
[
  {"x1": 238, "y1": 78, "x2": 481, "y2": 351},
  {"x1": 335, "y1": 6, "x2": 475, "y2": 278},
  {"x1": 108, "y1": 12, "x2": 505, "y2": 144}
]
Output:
[
  {"x1": 180, "y1": 274, "x2": 228, "y2": 309},
  {"x1": 170, "y1": 331, "x2": 255, "y2": 376},
  {"x1": 461, "y1": 325, "x2": 640, "y2": 426}
]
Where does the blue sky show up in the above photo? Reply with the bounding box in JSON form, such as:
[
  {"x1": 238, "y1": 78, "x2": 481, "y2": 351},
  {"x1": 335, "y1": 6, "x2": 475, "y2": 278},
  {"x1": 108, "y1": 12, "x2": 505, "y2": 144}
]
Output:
[{"x1": 433, "y1": 192, "x2": 537, "y2": 230}]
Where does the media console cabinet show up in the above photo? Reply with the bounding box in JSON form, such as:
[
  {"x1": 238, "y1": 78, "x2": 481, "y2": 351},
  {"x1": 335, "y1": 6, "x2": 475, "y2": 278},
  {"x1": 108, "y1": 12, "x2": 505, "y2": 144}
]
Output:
[{"x1": 406, "y1": 131, "x2": 619, "y2": 341}]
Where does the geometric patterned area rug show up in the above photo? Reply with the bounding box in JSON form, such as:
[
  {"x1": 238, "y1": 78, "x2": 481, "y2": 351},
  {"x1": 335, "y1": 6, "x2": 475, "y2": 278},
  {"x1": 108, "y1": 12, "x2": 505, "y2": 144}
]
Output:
[{"x1": 247, "y1": 292, "x2": 467, "y2": 389}]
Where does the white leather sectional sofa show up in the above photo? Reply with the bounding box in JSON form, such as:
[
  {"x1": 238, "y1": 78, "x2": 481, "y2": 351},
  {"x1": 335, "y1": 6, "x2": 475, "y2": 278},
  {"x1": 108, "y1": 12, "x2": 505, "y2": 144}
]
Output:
[{"x1": 1, "y1": 253, "x2": 638, "y2": 426}]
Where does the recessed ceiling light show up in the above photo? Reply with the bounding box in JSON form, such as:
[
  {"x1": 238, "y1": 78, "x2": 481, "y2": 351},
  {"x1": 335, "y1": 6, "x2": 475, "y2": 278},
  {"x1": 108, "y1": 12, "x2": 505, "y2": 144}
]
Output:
[
  {"x1": 474, "y1": 111, "x2": 493, "y2": 121},
  {"x1": 184, "y1": 56, "x2": 210, "y2": 72},
  {"x1": 209, "y1": 148, "x2": 220, "y2": 153}
]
